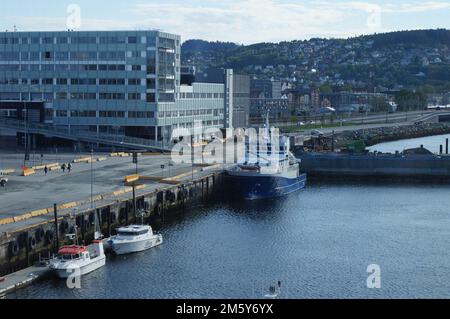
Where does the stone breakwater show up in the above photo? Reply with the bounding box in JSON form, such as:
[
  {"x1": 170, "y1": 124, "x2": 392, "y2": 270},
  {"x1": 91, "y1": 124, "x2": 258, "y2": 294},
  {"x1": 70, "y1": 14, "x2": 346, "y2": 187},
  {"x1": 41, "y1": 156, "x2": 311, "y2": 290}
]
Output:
[{"x1": 335, "y1": 123, "x2": 450, "y2": 148}]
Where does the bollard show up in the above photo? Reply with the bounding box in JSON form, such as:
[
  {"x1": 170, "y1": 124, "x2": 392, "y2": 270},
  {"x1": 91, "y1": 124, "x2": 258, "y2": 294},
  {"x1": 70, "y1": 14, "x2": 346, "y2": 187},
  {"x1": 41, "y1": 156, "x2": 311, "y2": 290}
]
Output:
[
  {"x1": 446, "y1": 138, "x2": 449, "y2": 155},
  {"x1": 440, "y1": 145, "x2": 443, "y2": 154}
]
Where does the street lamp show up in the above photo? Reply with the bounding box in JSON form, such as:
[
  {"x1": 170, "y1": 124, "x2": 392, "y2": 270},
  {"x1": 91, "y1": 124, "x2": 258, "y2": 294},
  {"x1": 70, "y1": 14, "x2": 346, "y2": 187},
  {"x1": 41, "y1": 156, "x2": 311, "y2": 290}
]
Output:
[{"x1": 90, "y1": 147, "x2": 94, "y2": 209}]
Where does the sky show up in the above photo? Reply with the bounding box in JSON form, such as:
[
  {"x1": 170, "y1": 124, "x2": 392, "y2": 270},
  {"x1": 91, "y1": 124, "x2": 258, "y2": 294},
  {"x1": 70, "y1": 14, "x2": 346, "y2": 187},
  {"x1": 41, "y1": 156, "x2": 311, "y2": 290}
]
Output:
[{"x1": 2, "y1": 0, "x2": 450, "y2": 44}]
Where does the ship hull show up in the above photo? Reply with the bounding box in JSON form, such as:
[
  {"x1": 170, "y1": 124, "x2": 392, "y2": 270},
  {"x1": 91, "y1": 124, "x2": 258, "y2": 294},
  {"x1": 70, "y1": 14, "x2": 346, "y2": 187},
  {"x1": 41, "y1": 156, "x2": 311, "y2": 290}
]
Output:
[{"x1": 224, "y1": 172, "x2": 307, "y2": 200}]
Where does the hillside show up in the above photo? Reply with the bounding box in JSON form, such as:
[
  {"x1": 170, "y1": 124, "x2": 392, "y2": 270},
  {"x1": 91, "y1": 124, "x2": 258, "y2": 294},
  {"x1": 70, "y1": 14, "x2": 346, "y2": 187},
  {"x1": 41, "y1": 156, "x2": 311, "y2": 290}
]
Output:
[{"x1": 181, "y1": 29, "x2": 450, "y2": 92}]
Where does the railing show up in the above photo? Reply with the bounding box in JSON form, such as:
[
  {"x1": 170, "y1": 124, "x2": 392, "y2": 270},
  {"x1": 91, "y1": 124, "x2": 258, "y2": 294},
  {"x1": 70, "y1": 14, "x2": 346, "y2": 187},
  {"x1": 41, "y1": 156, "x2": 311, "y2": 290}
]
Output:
[{"x1": 0, "y1": 117, "x2": 173, "y2": 151}]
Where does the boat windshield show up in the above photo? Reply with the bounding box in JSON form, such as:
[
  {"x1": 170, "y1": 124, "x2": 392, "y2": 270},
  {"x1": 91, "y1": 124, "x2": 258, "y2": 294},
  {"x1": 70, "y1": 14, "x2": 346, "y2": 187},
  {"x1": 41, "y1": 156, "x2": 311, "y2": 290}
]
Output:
[
  {"x1": 59, "y1": 254, "x2": 80, "y2": 260},
  {"x1": 117, "y1": 229, "x2": 148, "y2": 236}
]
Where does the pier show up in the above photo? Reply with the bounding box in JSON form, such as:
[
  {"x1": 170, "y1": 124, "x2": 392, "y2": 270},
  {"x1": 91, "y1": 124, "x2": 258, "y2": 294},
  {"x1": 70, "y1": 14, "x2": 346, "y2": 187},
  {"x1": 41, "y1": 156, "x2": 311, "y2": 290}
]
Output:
[{"x1": 0, "y1": 151, "x2": 225, "y2": 279}]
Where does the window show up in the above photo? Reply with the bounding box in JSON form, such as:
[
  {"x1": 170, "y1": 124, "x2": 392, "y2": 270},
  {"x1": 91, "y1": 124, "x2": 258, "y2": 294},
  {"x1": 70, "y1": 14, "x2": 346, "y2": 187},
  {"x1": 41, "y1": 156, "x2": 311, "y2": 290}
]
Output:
[
  {"x1": 147, "y1": 56, "x2": 156, "y2": 74},
  {"x1": 20, "y1": 52, "x2": 29, "y2": 60},
  {"x1": 31, "y1": 37, "x2": 40, "y2": 44},
  {"x1": 55, "y1": 64, "x2": 69, "y2": 71},
  {"x1": 99, "y1": 93, "x2": 125, "y2": 100},
  {"x1": 56, "y1": 79, "x2": 68, "y2": 85},
  {"x1": 146, "y1": 78, "x2": 155, "y2": 89},
  {"x1": 43, "y1": 93, "x2": 54, "y2": 101},
  {"x1": 42, "y1": 78, "x2": 53, "y2": 85},
  {"x1": 55, "y1": 52, "x2": 69, "y2": 61},
  {"x1": 56, "y1": 110, "x2": 68, "y2": 117},
  {"x1": 43, "y1": 37, "x2": 54, "y2": 44},
  {"x1": 20, "y1": 37, "x2": 29, "y2": 45},
  {"x1": 99, "y1": 79, "x2": 125, "y2": 85},
  {"x1": 71, "y1": 52, "x2": 97, "y2": 61},
  {"x1": 43, "y1": 51, "x2": 52, "y2": 60},
  {"x1": 99, "y1": 111, "x2": 125, "y2": 117},
  {"x1": 128, "y1": 93, "x2": 140, "y2": 100},
  {"x1": 57, "y1": 37, "x2": 68, "y2": 44},
  {"x1": 99, "y1": 52, "x2": 125, "y2": 60},
  {"x1": 130, "y1": 51, "x2": 142, "y2": 58},
  {"x1": 71, "y1": 37, "x2": 97, "y2": 44},
  {"x1": 128, "y1": 79, "x2": 141, "y2": 85},
  {"x1": 30, "y1": 79, "x2": 40, "y2": 85},
  {"x1": 128, "y1": 111, "x2": 154, "y2": 118},
  {"x1": 159, "y1": 93, "x2": 175, "y2": 102},
  {"x1": 146, "y1": 93, "x2": 156, "y2": 103},
  {"x1": 56, "y1": 92, "x2": 68, "y2": 99},
  {"x1": 42, "y1": 65, "x2": 54, "y2": 71},
  {"x1": 70, "y1": 78, "x2": 96, "y2": 85},
  {"x1": 131, "y1": 65, "x2": 142, "y2": 71},
  {"x1": 99, "y1": 36, "x2": 126, "y2": 44},
  {"x1": 127, "y1": 36, "x2": 137, "y2": 44},
  {"x1": 30, "y1": 52, "x2": 40, "y2": 61}
]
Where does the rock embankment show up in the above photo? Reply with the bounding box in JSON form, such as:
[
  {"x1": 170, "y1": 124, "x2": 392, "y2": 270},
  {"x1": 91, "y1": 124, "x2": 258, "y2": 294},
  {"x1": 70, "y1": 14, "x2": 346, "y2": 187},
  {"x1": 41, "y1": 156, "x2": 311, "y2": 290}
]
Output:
[{"x1": 336, "y1": 123, "x2": 450, "y2": 147}]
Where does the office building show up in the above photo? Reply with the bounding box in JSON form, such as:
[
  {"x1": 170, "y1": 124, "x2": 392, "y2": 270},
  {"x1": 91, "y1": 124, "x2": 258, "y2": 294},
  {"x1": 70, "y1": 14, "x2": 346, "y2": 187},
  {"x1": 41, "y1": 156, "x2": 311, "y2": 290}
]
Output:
[{"x1": 0, "y1": 30, "x2": 233, "y2": 143}]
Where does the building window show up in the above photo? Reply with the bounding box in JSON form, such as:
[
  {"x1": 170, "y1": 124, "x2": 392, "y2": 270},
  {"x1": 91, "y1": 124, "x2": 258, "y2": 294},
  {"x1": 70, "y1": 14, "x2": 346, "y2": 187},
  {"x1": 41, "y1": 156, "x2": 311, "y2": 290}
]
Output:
[
  {"x1": 43, "y1": 37, "x2": 54, "y2": 44},
  {"x1": 128, "y1": 93, "x2": 140, "y2": 100},
  {"x1": 146, "y1": 78, "x2": 155, "y2": 89},
  {"x1": 56, "y1": 110, "x2": 68, "y2": 117},
  {"x1": 42, "y1": 65, "x2": 54, "y2": 71},
  {"x1": 56, "y1": 92, "x2": 68, "y2": 99},
  {"x1": 71, "y1": 37, "x2": 97, "y2": 44},
  {"x1": 57, "y1": 37, "x2": 68, "y2": 44},
  {"x1": 99, "y1": 36, "x2": 126, "y2": 44},
  {"x1": 55, "y1": 52, "x2": 69, "y2": 61},
  {"x1": 146, "y1": 93, "x2": 156, "y2": 103},
  {"x1": 131, "y1": 65, "x2": 142, "y2": 71},
  {"x1": 128, "y1": 79, "x2": 141, "y2": 85},
  {"x1": 127, "y1": 36, "x2": 138, "y2": 44}
]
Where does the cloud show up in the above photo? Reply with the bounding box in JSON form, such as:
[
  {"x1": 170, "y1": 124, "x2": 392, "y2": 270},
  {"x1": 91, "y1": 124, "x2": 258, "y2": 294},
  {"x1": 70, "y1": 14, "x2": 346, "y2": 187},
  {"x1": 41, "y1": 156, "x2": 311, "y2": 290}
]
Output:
[
  {"x1": 7, "y1": 0, "x2": 450, "y2": 44},
  {"x1": 130, "y1": 0, "x2": 367, "y2": 43}
]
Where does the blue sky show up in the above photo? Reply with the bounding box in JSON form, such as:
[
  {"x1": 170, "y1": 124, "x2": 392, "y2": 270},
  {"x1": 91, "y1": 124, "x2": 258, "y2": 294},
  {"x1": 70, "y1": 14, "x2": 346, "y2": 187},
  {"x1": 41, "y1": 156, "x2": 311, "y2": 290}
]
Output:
[{"x1": 2, "y1": 0, "x2": 450, "y2": 44}]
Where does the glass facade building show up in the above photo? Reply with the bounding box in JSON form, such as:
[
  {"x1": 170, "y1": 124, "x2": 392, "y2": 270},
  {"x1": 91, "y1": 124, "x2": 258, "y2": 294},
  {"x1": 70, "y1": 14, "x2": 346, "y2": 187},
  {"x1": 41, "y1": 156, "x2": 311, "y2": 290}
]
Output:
[{"x1": 0, "y1": 30, "x2": 190, "y2": 141}]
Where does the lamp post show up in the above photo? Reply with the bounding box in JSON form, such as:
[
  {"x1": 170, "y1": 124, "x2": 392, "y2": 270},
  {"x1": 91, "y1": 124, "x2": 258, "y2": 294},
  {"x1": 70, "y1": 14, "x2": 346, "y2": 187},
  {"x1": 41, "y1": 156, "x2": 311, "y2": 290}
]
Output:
[{"x1": 90, "y1": 147, "x2": 94, "y2": 209}]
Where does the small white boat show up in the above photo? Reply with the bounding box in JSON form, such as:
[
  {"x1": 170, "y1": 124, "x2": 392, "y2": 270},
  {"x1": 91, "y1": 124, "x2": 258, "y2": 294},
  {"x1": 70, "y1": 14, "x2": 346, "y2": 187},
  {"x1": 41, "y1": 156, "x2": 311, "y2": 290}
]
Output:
[
  {"x1": 49, "y1": 240, "x2": 106, "y2": 278},
  {"x1": 109, "y1": 225, "x2": 163, "y2": 255}
]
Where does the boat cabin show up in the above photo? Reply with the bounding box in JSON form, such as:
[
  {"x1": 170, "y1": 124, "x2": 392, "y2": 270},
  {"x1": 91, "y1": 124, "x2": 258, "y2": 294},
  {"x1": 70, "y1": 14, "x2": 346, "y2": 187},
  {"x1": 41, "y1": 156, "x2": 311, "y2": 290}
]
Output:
[{"x1": 57, "y1": 245, "x2": 89, "y2": 260}]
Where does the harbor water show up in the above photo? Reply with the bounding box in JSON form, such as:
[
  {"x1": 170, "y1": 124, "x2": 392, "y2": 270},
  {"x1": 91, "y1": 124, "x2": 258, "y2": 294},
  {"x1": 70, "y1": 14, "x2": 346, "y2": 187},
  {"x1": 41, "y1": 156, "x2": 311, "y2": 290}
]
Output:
[{"x1": 7, "y1": 134, "x2": 450, "y2": 299}]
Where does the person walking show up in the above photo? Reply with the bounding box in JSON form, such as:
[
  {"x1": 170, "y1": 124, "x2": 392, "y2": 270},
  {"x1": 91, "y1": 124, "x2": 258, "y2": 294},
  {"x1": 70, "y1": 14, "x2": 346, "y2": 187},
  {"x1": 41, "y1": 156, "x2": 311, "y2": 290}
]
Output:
[
  {"x1": 61, "y1": 163, "x2": 66, "y2": 173},
  {"x1": 44, "y1": 165, "x2": 48, "y2": 175},
  {"x1": 68, "y1": 163, "x2": 72, "y2": 173}
]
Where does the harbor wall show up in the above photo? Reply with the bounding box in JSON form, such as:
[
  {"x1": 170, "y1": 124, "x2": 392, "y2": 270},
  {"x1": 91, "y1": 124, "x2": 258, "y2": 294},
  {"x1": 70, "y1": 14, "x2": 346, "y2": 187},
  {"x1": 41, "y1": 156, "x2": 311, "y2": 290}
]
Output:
[
  {"x1": 335, "y1": 123, "x2": 450, "y2": 148},
  {"x1": 0, "y1": 172, "x2": 223, "y2": 276},
  {"x1": 297, "y1": 153, "x2": 450, "y2": 181}
]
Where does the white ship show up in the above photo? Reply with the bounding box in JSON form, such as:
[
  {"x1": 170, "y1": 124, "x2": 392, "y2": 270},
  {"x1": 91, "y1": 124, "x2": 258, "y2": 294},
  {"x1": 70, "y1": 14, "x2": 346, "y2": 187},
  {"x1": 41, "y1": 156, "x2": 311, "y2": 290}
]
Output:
[{"x1": 109, "y1": 225, "x2": 163, "y2": 255}]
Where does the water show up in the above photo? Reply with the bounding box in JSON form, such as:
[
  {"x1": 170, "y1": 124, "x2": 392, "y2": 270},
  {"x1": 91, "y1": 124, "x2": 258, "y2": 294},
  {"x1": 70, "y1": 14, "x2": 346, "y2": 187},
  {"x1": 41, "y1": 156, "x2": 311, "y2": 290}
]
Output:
[
  {"x1": 367, "y1": 133, "x2": 450, "y2": 154},
  {"x1": 8, "y1": 134, "x2": 450, "y2": 299}
]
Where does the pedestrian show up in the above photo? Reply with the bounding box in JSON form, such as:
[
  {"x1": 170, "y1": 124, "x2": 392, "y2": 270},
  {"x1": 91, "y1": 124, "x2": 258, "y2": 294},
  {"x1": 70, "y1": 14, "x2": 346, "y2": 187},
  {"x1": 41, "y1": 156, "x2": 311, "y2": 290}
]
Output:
[
  {"x1": 68, "y1": 163, "x2": 72, "y2": 173},
  {"x1": 44, "y1": 165, "x2": 48, "y2": 175},
  {"x1": 61, "y1": 163, "x2": 66, "y2": 172}
]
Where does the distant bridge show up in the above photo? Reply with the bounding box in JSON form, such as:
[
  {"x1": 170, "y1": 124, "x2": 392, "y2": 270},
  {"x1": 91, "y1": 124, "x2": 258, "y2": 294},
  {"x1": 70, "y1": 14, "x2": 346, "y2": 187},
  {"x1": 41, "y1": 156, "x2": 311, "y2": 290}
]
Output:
[{"x1": 0, "y1": 117, "x2": 173, "y2": 152}]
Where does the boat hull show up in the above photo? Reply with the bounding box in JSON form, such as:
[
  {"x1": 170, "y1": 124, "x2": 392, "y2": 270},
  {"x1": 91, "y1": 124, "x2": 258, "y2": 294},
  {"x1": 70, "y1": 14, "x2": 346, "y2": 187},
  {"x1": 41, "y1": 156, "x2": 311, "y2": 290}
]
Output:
[
  {"x1": 110, "y1": 234, "x2": 163, "y2": 255},
  {"x1": 225, "y1": 172, "x2": 307, "y2": 200},
  {"x1": 50, "y1": 256, "x2": 106, "y2": 279}
]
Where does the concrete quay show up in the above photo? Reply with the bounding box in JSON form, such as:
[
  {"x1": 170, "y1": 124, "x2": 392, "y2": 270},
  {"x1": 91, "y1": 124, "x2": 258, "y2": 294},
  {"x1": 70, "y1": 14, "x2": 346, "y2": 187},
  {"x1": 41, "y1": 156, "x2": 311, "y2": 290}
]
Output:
[{"x1": 0, "y1": 150, "x2": 226, "y2": 277}]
